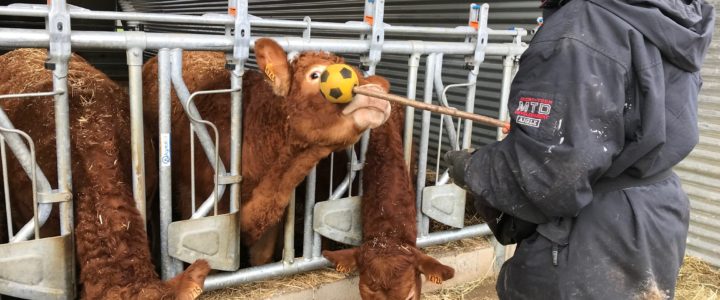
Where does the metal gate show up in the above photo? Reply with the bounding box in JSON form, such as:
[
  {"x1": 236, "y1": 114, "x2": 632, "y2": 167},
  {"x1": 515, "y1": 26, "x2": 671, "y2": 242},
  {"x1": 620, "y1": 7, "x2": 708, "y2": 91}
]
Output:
[{"x1": 0, "y1": 0, "x2": 529, "y2": 297}]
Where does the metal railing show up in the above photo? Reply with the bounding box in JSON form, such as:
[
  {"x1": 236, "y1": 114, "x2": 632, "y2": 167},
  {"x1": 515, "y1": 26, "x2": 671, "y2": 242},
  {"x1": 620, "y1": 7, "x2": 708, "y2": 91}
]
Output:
[{"x1": 0, "y1": 0, "x2": 527, "y2": 297}]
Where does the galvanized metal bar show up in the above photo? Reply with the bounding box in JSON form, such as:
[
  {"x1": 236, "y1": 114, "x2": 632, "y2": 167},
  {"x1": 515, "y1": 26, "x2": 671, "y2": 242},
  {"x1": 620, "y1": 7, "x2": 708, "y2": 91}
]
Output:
[
  {"x1": 329, "y1": 149, "x2": 358, "y2": 200},
  {"x1": 228, "y1": 65, "x2": 243, "y2": 213},
  {"x1": 0, "y1": 127, "x2": 38, "y2": 239},
  {"x1": 0, "y1": 5, "x2": 528, "y2": 38},
  {"x1": 416, "y1": 54, "x2": 436, "y2": 238},
  {"x1": 0, "y1": 90, "x2": 63, "y2": 100},
  {"x1": 127, "y1": 46, "x2": 147, "y2": 225},
  {"x1": 0, "y1": 28, "x2": 528, "y2": 56},
  {"x1": 283, "y1": 190, "x2": 296, "y2": 264},
  {"x1": 1, "y1": 136, "x2": 12, "y2": 241},
  {"x1": 0, "y1": 108, "x2": 53, "y2": 243},
  {"x1": 404, "y1": 53, "x2": 421, "y2": 169},
  {"x1": 462, "y1": 3, "x2": 490, "y2": 149},
  {"x1": 157, "y1": 49, "x2": 181, "y2": 280},
  {"x1": 302, "y1": 167, "x2": 316, "y2": 259},
  {"x1": 496, "y1": 55, "x2": 515, "y2": 139},
  {"x1": 432, "y1": 53, "x2": 460, "y2": 152},
  {"x1": 169, "y1": 49, "x2": 229, "y2": 219},
  {"x1": 416, "y1": 223, "x2": 491, "y2": 248},
  {"x1": 204, "y1": 257, "x2": 331, "y2": 291},
  {"x1": 203, "y1": 223, "x2": 493, "y2": 291},
  {"x1": 186, "y1": 88, "x2": 241, "y2": 217}
]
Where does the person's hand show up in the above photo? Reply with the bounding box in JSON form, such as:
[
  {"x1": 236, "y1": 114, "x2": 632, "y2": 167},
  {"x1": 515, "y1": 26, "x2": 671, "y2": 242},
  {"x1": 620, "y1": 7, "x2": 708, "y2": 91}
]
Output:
[{"x1": 443, "y1": 149, "x2": 474, "y2": 189}]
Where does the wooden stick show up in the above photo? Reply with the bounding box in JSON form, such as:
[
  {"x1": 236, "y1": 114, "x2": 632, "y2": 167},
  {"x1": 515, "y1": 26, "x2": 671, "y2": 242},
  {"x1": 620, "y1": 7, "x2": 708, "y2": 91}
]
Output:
[{"x1": 354, "y1": 86, "x2": 510, "y2": 132}]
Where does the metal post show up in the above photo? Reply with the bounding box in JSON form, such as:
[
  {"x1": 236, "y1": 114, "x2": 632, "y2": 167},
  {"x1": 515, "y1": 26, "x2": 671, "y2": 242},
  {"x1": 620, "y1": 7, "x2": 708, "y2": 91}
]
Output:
[
  {"x1": 303, "y1": 167, "x2": 316, "y2": 259},
  {"x1": 157, "y1": 49, "x2": 182, "y2": 280},
  {"x1": 127, "y1": 44, "x2": 147, "y2": 224},
  {"x1": 462, "y1": 3, "x2": 489, "y2": 149},
  {"x1": 404, "y1": 53, "x2": 421, "y2": 169},
  {"x1": 1, "y1": 136, "x2": 12, "y2": 241},
  {"x1": 283, "y1": 190, "x2": 295, "y2": 264},
  {"x1": 432, "y1": 53, "x2": 460, "y2": 151},
  {"x1": 497, "y1": 55, "x2": 515, "y2": 139},
  {"x1": 416, "y1": 54, "x2": 436, "y2": 237},
  {"x1": 229, "y1": 65, "x2": 243, "y2": 213}
]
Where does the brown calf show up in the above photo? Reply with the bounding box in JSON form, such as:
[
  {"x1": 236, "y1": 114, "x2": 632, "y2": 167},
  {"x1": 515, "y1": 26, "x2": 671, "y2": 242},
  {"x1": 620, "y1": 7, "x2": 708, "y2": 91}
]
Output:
[
  {"x1": 323, "y1": 103, "x2": 455, "y2": 300},
  {"x1": 0, "y1": 49, "x2": 210, "y2": 299},
  {"x1": 142, "y1": 38, "x2": 392, "y2": 266}
]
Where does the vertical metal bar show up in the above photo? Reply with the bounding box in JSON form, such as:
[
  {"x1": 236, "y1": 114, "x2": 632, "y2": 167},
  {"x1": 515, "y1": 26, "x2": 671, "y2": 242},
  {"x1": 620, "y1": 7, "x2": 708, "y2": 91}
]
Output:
[
  {"x1": 229, "y1": 66, "x2": 242, "y2": 213},
  {"x1": 1, "y1": 136, "x2": 12, "y2": 241},
  {"x1": 157, "y1": 48, "x2": 180, "y2": 280},
  {"x1": 190, "y1": 125, "x2": 196, "y2": 214},
  {"x1": 416, "y1": 54, "x2": 436, "y2": 237},
  {"x1": 496, "y1": 55, "x2": 514, "y2": 139},
  {"x1": 283, "y1": 190, "x2": 296, "y2": 264},
  {"x1": 462, "y1": 3, "x2": 489, "y2": 149},
  {"x1": 302, "y1": 167, "x2": 316, "y2": 259},
  {"x1": 404, "y1": 53, "x2": 421, "y2": 170},
  {"x1": 127, "y1": 47, "x2": 147, "y2": 225}
]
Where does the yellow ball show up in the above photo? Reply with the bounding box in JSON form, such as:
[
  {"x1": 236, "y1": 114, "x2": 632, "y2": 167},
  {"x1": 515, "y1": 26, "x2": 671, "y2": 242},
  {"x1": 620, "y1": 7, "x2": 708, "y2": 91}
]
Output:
[{"x1": 319, "y1": 64, "x2": 359, "y2": 104}]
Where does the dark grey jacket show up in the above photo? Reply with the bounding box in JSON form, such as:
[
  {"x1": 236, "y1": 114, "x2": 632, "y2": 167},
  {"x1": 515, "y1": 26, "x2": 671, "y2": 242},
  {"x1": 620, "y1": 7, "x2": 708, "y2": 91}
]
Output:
[{"x1": 466, "y1": 0, "x2": 715, "y2": 235}]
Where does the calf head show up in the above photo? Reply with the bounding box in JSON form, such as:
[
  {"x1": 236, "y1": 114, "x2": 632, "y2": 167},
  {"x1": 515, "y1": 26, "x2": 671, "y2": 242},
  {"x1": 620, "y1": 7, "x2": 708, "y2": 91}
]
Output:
[
  {"x1": 254, "y1": 38, "x2": 391, "y2": 147},
  {"x1": 323, "y1": 239, "x2": 455, "y2": 300}
]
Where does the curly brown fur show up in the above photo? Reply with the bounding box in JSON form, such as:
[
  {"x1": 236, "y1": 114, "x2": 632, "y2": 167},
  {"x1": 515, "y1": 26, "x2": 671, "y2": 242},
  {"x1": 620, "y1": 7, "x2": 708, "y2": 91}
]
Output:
[
  {"x1": 142, "y1": 41, "x2": 390, "y2": 266},
  {"x1": 0, "y1": 48, "x2": 209, "y2": 299}
]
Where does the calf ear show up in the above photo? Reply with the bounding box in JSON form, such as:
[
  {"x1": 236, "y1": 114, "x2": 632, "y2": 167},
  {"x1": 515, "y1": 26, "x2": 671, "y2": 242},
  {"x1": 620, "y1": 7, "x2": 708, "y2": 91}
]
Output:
[
  {"x1": 254, "y1": 38, "x2": 291, "y2": 97},
  {"x1": 322, "y1": 248, "x2": 359, "y2": 273},
  {"x1": 412, "y1": 248, "x2": 455, "y2": 284}
]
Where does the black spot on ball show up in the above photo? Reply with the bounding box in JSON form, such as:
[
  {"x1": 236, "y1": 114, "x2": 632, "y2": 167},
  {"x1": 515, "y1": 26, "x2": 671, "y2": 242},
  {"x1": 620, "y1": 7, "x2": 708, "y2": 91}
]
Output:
[
  {"x1": 321, "y1": 71, "x2": 330, "y2": 83},
  {"x1": 329, "y1": 88, "x2": 343, "y2": 99},
  {"x1": 340, "y1": 67, "x2": 353, "y2": 79}
]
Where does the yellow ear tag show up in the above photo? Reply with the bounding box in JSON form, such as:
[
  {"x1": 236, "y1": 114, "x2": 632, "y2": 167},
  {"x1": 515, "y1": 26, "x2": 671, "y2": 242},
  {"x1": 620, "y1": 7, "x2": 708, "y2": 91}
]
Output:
[{"x1": 264, "y1": 63, "x2": 276, "y2": 83}]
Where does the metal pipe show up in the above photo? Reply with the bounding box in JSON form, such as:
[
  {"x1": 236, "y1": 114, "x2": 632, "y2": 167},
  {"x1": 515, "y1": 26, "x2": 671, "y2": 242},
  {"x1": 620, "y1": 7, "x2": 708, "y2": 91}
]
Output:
[
  {"x1": 0, "y1": 90, "x2": 63, "y2": 100},
  {"x1": 0, "y1": 127, "x2": 38, "y2": 239},
  {"x1": 461, "y1": 65, "x2": 481, "y2": 149},
  {"x1": 0, "y1": 6, "x2": 527, "y2": 38},
  {"x1": 431, "y1": 54, "x2": 460, "y2": 152},
  {"x1": 157, "y1": 49, "x2": 181, "y2": 280},
  {"x1": 0, "y1": 28, "x2": 528, "y2": 56},
  {"x1": 186, "y1": 89, "x2": 240, "y2": 217},
  {"x1": 404, "y1": 53, "x2": 421, "y2": 170},
  {"x1": 302, "y1": 167, "x2": 316, "y2": 259},
  {"x1": 329, "y1": 149, "x2": 358, "y2": 200},
  {"x1": 0, "y1": 98, "x2": 53, "y2": 243},
  {"x1": 497, "y1": 55, "x2": 515, "y2": 139},
  {"x1": 203, "y1": 223, "x2": 493, "y2": 290},
  {"x1": 204, "y1": 257, "x2": 331, "y2": 291},
  {"x1": 127, "y1": 47, "x2": 147, "y2": 225},
  {"x1": 416, "y1": 223, "x2": 491, "y2": 248},
  {"x1": 1, "y1": 136, "x2": 12, "y2": 241},
  {"x1": 229, "y1": 65, "x2": 243, "y2": 213},
  {"x1": 283, "y1": 190, "x2": 296, "y2": 264},
  {"x1": 416, "y1": 54, "x2": 436, "y2": 238},
  {"x1": 169, "y1": 49, "x2": 228, "y2": 219}
]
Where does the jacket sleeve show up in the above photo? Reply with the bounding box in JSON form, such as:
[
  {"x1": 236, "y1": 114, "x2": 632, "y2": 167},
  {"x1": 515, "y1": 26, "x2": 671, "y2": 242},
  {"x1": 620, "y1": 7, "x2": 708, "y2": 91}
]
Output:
[{"x1": 465, "y1": 39, "x2": 628, "y2": 224}]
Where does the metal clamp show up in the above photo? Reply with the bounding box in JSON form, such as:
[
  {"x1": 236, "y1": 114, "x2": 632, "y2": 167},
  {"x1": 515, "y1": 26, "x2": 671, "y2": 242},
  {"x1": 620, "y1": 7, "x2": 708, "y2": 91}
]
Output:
[
  {"x1": 464, "y1": 3, "x2": 489, "y2": 70},
  {"x1": 360, "y1": 0, "x2": 385, "y2": 74},
  {"x1": 37, "y1": 190, "x2": 72, "y2": 204},
  {"x1": 218, "y1": 174, "x2": 242, "y2": 185},
  {"x1": 45, "y1": 0, "x2": 71, "y2": 75}
]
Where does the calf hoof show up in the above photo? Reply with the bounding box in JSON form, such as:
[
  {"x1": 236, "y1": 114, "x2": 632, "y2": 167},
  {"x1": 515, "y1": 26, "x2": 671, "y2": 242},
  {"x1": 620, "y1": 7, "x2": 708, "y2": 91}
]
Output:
[{"x1": 166, "y1": 259, "x2": 211, "y2": 300}]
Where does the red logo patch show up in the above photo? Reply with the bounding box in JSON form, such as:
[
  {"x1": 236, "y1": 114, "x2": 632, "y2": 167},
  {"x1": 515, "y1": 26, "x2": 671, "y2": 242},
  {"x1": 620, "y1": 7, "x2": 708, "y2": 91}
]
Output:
[{"x1": 515, "y1": 96, "x2": 553, "y2": 128}]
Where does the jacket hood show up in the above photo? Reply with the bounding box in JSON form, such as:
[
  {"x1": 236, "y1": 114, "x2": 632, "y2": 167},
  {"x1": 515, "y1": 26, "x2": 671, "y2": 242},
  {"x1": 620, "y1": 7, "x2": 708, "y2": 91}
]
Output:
[{"x1": 590, "y1": 0, "x2": 715, "y2": 72}]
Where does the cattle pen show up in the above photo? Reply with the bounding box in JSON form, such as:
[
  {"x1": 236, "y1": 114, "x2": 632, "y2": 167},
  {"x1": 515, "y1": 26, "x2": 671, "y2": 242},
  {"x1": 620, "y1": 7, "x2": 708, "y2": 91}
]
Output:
[{"x1": 0, "y1": 0, "x2": 716, "y2": 299}]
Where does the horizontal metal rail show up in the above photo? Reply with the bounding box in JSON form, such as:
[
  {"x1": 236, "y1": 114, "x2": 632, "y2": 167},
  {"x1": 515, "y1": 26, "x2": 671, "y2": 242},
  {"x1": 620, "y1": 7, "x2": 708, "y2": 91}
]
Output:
[
  {"x1": 0, "y1": 5, "x2": 526, "y2": 37},
  {"x1": 0, "y1": 90, "x2": 63, "y2": 100},
  {"x1": 0, "y1": 28, "x2": 527, "y2": 56},
  {"x1": 204, "y1": 223, "x2": 491, "y2": 291}
]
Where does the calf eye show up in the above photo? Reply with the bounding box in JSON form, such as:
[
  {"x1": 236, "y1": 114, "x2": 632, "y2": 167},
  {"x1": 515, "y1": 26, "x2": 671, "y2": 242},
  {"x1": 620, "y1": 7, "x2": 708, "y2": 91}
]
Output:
[{"x1": 310, "y1": 71, "x2": 321, "y2": 80}]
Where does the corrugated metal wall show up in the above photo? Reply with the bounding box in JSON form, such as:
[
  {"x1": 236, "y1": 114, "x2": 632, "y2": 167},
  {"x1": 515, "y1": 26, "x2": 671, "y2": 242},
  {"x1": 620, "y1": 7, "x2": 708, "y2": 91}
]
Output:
[
  {"x1": 124, "y1": 0, "x2": 541, "y2": 155},
  {"x1": 675, "y1": 0, "x2": 720, "y2": 267}
]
